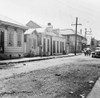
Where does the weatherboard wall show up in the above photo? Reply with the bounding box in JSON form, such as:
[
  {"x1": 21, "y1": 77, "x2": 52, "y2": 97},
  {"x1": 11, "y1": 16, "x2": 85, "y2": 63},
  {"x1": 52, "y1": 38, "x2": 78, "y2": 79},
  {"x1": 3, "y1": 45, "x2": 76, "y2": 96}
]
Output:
[{"x1": 3, "y1": 25, "x2": 25, "y2": 57}]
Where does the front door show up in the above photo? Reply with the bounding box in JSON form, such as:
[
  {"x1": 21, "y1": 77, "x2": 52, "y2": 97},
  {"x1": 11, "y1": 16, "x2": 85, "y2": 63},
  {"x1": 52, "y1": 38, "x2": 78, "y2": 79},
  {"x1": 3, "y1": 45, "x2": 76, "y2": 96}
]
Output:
[{"x1": 0, "y1": 31, "x2": 4, "y2": 53}]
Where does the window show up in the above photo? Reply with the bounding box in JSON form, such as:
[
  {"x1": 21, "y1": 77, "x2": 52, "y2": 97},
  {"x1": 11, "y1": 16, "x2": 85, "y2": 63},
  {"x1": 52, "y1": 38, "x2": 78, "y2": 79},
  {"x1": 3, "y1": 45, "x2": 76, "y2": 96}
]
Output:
[
  {"x1": 60, "y1": 42, "x2": 61, "y2": 53},
  {"x1": 60, "y1": 42, "x2": 64, "y2": 53},
  {"x1": 37, "y1": 37, "x2": 40, "y2": 46},
  {"x1": 43, "y1": 38, "x2": 46, "y2": 53},
  {"x1": 47, "y1": 39, "x2": 49, "y2": 52},
  {"x1": 57, "y1": 41, "x2": 59, "y2": 53},
  {"x1": 24, "y1": 35, "x2": 27, "y2": 42},
  {"x1": 17, "y1": 32, "x2": 22, "y2": 47},
  {"x1": 0, "y1": 31, "x2": 2, "y2": 46},
  {"x1": 8, "y1": 30, "x2": 14, "y2": 46},
  {"x1": 53, "y1": 41, "x2": 56, "y2": 53},
  {"x1": 67, "y1": 36, "x2": 69, "y2": 41},
  {"x1": 33, "y1": 39, "x2": 36, "y2": 49},
  {"x1": 62, "y1": 42, "x2": 64, "y2": 53},
  {"x1": 0, "y1": 31, "x2": 4, "y2": 52}
]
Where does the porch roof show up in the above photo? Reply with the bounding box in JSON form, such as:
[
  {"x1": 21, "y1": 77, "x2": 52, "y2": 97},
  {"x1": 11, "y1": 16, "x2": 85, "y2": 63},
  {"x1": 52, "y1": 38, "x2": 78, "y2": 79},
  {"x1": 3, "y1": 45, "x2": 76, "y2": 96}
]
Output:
[
  {"x1": 25, "y1": 28, "x2": 65, "y2": 38},
  {"x1": 59, "y1": 29, "x2": 75, "y2": 35},
  {"x1": 24, "y1": 28, "x2": 56, "y2": 36},
  {"x1": 0, "y1": 15, "x2": 28, "y2": 30},
  {"x1": 59, "y1": 29, "x2": 85, "y2": 38},
  {"x1": 24, "y1": 29, "x2": 35, "y2": 34}
]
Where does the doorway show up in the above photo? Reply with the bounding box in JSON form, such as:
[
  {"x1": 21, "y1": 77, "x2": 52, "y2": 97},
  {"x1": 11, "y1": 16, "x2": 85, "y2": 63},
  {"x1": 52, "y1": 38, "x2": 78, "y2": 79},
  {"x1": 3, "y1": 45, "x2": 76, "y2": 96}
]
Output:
[{"x1": 0, "y1": 31, "x2": 4, "y2": 53}]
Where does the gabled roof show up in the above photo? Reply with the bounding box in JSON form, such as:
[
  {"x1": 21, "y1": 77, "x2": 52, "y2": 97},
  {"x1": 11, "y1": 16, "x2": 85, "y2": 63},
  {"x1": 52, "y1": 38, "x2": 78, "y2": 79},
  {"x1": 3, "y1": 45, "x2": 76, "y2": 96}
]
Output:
[
  {"x1": 24, "y1": 28, "x2": 56, "y2": 36},
  {"x1": 24, "y1": 29, "x2": 35, "y2": 34},
  {"x1": 37, "y1": 28, "x2": 61, "y2": 37},
  {"x1": 59, "y1": 29, "x2": 75, "y2": 35},
  {"x1": 59, "y1": 29, "x2": 86, "y2": 38},
  {"x1": 25, "y1": 27, "x2": 65, "y2": 38},
  {"x1": 53, "y1": 29, "x2": 64, "y2": 37},
  {"x1": 26, "y1": 20, "x2": 41, "y2": 28},
  {"x1": 0, "y1": 14, "x2": 28, "y2": 29},
  {"x1": 24, "y1": 28, "x2": 45, "y2": 34}
]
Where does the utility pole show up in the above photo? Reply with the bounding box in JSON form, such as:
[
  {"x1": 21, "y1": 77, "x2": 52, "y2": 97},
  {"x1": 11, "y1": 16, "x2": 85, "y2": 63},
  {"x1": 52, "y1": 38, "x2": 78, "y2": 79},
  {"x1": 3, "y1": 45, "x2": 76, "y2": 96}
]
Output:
[{"x1": 71, "y1": 17, "x2": 82, "y2": 55}]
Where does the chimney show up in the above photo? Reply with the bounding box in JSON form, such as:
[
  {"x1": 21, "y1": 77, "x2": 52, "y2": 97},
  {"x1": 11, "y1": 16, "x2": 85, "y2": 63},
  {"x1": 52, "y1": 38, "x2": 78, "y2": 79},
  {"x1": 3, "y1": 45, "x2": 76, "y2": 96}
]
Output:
[
  {"x1": 48, "y1": 23, "x2": 51, "y2": 26},
  {"x1": 46, "y1": 23, "x2": 53, "y2": 32}
]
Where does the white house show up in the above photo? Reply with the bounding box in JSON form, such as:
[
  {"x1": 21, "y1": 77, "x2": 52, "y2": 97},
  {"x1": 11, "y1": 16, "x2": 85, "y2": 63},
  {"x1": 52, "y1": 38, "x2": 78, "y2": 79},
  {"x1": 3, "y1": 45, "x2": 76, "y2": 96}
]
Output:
[
  {"x1": 0, "y1": 15, "x2": 28, "y2": 59},
  {"x1": 24, "y1": 22, "x2": 66, "y2": 56}
]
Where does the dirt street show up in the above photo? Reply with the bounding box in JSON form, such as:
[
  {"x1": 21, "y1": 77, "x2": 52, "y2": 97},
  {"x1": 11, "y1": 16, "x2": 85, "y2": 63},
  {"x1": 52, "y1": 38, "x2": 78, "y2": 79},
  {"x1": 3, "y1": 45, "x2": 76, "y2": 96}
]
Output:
[{"x1": 0, "y1": 54, "x2": 100, "y2": 98}]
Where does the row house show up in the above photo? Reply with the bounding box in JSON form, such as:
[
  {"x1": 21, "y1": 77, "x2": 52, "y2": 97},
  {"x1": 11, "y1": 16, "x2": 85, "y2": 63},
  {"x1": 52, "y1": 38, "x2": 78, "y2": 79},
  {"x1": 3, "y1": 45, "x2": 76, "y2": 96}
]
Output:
[
  {"x1": 52, "y1": 29, "x2": 66, "y2": 55},
  {"x1": 59, "y1": 29, "x2": 87, "y2": 53},
  {"x1": 24, "y1": 21, "x2": 66, "y2": 56},
  {"x1": 24, "y1": 29, "x2": 40, "y2": 56},
  {"x1": 90, "y1": 37, "x2": 98, "y2": 51},
  {"x1": 24, "y1": 27, "x2": 52, "y2": 56},
  {"x1": 0, "y1": 15, "x2": 27, "y2": 59}
]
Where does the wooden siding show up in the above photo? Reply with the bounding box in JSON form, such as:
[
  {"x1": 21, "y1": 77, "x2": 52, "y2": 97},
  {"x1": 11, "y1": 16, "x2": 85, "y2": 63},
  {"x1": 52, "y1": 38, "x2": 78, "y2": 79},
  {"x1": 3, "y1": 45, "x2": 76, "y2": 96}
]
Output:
[
  {"x1": 25, "y1": 32, "x2": 39, "y2": 56},
  {"x1": 52, "y1": 36, "x2": 66, "y2": 55},
  {"x1": 4, "y1": 26, "x2": 24, "y2": 54},
  {"x1": 41, "y1": 34, "x2": 51, "y2": 55}
]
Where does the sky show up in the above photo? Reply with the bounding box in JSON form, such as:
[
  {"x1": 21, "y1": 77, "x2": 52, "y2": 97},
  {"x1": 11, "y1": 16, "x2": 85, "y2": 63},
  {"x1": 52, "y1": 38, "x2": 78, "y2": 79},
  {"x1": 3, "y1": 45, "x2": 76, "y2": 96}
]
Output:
[{"x1": 0, "y1": 0, "x2": 100, "y2": 39}]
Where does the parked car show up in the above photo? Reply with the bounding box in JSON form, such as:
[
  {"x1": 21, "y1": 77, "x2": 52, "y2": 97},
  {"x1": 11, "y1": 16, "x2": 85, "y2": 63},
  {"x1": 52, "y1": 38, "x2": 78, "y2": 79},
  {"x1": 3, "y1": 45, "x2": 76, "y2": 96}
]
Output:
[{"x1": 92, "y1": 47, "x2": 100, "y2": 58}]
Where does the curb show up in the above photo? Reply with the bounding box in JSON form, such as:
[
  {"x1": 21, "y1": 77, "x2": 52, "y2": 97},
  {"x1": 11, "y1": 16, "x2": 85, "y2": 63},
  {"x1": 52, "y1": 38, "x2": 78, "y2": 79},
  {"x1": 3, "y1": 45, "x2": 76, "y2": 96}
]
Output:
[
  {"x1": 0, "y1": 54, "x2": 80, "y2": 65},
  {"x1": 86, "y1": 77, "x2": 100, "y2": 98}
]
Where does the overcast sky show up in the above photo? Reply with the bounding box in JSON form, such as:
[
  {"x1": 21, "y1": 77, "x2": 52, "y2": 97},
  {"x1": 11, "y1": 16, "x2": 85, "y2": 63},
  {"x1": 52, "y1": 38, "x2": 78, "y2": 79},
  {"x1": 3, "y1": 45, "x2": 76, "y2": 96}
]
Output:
[{"x1": 0, "y1": 0, "x2": 100, "y2": 39}]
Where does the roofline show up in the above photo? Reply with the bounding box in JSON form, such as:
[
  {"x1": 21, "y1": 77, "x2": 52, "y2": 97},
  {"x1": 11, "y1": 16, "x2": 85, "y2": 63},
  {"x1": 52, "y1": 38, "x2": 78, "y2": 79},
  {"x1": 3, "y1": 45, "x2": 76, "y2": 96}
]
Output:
[
  {"x1": 26, "y1": 20, "x2": 42, "y2": 28},
  {"x1": 62, "y1": 34, "x2": 87, "y2": 39},
  {"x1": 0, "y1": 20, "x2": 28, "y2": 30},
  {"x1": 60, "y1": 29, "x2": 75, "y2": 32}
]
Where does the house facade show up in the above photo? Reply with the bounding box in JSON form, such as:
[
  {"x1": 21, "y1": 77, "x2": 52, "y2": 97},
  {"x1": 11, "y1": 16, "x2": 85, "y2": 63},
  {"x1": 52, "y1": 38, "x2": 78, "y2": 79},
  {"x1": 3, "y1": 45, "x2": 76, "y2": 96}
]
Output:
[
  {"x1": 24, "y1": 22, "x2": 66, "y2": 56},
  {"x1": 60, "y1": 29, "x2": 87, "y2": 53},
  {"x1": 90, "y1": 37, "x2": 98, "y2": 51},
  {"x1": 51, "y1": 33, "x2": 66, "y2": 55},
  {"x1": 24, "y1": 29, "x2": 40, "y2": 56},
  {"x1": 0, "y1": 16, "x2": 27, "y2": 59},
  {"x1": 39, "y1": 31, "x2": 52, "y2": 56},
  {"x1": 40, "y1": 23, "x2": 66, "y2": 56}
]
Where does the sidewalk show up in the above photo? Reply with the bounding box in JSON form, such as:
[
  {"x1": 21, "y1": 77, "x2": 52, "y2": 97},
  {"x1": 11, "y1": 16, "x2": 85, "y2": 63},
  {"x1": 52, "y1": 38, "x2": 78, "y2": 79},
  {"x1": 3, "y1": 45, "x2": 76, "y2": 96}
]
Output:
[
  {"x1": 0, "y1": 53, "x2": 76, "y2": 65},
  {"x1": 87, "y1": 77, "x2": 100, "y2": 98}
]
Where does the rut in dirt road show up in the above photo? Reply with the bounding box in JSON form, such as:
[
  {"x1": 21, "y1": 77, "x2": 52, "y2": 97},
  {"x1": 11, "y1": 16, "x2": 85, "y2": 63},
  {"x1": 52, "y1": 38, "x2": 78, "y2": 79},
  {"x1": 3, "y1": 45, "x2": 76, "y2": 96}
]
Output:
[{"x1": 0, "y1": 55, "x2": 100, "y2": 98}]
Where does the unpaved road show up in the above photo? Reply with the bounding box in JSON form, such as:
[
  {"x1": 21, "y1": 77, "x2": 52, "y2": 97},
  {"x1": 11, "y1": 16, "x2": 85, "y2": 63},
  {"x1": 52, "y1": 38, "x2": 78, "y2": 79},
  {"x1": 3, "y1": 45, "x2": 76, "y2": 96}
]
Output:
[{"x1": 0, "y1": 54, "x2": 100, "y2": 98}]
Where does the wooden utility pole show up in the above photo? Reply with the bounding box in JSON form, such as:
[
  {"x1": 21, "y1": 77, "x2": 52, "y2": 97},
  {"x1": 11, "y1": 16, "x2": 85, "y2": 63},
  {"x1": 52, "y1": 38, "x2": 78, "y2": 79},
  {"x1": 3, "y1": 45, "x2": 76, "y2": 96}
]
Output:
[{"x1": 71, "y1": 17, "x2": 82, "y2": 55}]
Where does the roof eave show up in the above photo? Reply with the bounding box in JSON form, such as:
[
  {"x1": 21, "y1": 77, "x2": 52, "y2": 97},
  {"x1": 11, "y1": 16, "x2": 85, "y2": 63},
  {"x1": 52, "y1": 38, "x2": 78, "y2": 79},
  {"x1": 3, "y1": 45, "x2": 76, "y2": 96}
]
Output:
[{"x1": 0, "y1": 21, "x2": 28, "y2": 30}]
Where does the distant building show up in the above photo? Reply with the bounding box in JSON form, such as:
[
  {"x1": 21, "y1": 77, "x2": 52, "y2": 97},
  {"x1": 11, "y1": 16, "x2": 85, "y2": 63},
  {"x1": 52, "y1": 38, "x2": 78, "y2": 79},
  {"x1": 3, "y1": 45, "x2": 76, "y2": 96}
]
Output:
[
  {"x1": 24, "y1": 22, "x2": 66, "y2": 56},
  {"x1": 59, "y1": 29, "x2": 87, "y2": 53},
  {"x1": 90, "y1": 37, "x2": 98, "y2": 51},
  {"x1": 0, "y1": 15, "x2": 28, "y2": 59},
  {"x1": 24, "y1": 29, "x2": 40, "y2": 56},
  {"x1": 86, "y1": 35, "x2": 92, "y2": 46},
  {"x1": 97, "y1": 40, "x2": 100, "y2": 47},
  {"x1": 26, "y1": 20, "x2": 41, "y2": 28}
]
